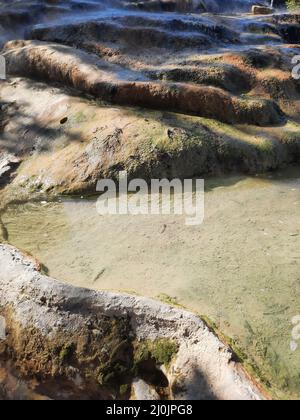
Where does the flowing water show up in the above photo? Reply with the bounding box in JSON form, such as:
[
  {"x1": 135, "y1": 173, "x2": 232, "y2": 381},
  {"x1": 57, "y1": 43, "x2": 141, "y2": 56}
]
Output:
[{"x1": 2, "y1": 167, "x2": 300, "y2": 398}]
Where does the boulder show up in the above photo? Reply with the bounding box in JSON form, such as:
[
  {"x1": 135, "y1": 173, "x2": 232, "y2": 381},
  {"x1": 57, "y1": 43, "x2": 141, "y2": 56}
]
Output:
[
  {"x1": 252, "y1": 5, "x2": 274, "y2": 15},
  {"x1": 0, "y1": 244, "x2": 265, "y2": 400}
]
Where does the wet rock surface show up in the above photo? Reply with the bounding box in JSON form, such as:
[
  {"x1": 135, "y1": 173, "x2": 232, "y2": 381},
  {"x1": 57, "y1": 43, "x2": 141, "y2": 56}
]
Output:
[
  {"x1": 0, "y1": 244, "x2": 264, "y2": 400},
  {"x1": 0, "y1": 0, "x2": 299, "y2": 199},
  {"x1": 0, "y1": 0, "x2": 300, "y2": 400},
  {"x1": 0, "y1": 77, "x2": 299, "y2": 202}
]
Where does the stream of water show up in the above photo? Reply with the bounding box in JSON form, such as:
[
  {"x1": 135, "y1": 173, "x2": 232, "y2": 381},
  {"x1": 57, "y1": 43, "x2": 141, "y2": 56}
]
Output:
[{"x1": 2, "y1": 167, "x2": 300, "y2": 398}]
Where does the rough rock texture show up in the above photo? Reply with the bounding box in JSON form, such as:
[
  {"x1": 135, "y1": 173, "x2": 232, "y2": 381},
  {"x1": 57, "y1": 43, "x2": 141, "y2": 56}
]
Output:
[
  {"x1": 0, "y1": 1, "x2": 299, "y2": 401},
  {"x1": 252, "y1": 6, "x2": 274, "y2": 16},
  {"x1": 131, "y1": 379, "x2": 160, "y2": 400},
  {"x1": 0, "y1": 244, "x2": 265, "y2": 400},
  {"x1": 0, "y1": 152, "x2": 21, "y2": 187},
  {"x1": 0, "y1": 77, "x2": 299, "y2": 203},
  {"x1": 3, "y1": 40, "x2": 285, "y2": 126},
  {"x1": 0, "y1": 1, "x2": 300, "y2": 201}
]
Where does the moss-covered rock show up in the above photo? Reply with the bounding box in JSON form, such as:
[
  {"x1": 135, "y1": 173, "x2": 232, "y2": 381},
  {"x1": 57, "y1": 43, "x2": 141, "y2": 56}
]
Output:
[{"x1": 0, "y1": 245, "x2": 264, "y2": 400}]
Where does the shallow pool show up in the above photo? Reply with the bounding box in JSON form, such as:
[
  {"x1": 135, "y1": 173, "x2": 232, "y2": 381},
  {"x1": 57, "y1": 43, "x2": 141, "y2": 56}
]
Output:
[{"x1": 2, "y1": 168, "x2": 300, "y2": 398}]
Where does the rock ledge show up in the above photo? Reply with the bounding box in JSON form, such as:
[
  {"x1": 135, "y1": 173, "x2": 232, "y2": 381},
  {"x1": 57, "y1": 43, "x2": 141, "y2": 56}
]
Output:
[{"x1": 0, "y1": 244, "x2": 264, "y2": 400}]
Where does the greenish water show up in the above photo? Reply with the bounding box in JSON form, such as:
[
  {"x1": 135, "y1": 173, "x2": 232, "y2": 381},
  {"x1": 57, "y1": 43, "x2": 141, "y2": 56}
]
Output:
[{"x1": 2, "y1": 168, "x2": 300, "y2": 399}]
